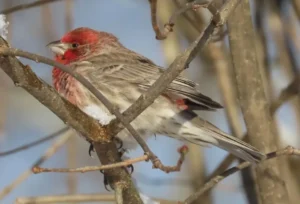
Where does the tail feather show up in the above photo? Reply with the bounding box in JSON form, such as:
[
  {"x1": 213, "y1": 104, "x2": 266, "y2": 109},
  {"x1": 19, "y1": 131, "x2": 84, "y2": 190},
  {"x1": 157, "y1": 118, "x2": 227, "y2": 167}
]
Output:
[{"x1": 189, "y1": 117, "x2": 266, "y2": 163}]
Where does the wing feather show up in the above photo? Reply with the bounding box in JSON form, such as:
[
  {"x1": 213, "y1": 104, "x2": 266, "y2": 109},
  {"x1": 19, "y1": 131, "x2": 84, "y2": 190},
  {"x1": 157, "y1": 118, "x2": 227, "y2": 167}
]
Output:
[{"x1": 71, "y1": 47, "x2": 223, "y2": 110}]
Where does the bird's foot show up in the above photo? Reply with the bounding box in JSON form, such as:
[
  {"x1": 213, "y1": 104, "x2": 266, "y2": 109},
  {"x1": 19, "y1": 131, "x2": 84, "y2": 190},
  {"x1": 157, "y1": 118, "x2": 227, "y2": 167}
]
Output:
[
  {"x1": 88, "y1": 137, "x2": 122, "y2": 157},
  {"x1": 118, "y1": 148, "x2": 134, "y2": 174},
  {"x1": 88, "y1": 143, "x2": 95, "y2": 157},
  {"x1": 113, "y1": 137, "x2": 123, "y2": 150}
]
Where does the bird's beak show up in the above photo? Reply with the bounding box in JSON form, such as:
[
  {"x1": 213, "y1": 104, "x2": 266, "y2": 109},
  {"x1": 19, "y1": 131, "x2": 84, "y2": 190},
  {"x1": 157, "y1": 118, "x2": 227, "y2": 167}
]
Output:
[{"x1": 46, "y1": 40, "x2": 69, "y2": 55}]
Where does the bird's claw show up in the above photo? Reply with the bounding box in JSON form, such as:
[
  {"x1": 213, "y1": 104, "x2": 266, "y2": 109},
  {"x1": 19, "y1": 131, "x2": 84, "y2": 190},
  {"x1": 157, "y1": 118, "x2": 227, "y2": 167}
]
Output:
[
  {"x1": 88, "y1": 143, "x2": 95, "y2": 157},
  {"x1": 114, "y1": 137, "x2": 123, "y2": 150},
  {"x1": 127, "y1": 164, "x2": 134, "y2": 174},
  {"x1": 100, "y1": 170, "x2": 111, "y2": 191}
]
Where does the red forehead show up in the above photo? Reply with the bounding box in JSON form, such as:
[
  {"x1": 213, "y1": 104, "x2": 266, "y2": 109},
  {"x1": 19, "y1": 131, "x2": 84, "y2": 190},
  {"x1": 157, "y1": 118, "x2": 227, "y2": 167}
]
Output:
[{"x1": 61, "y1": 27, "x2": 99, "y2": 44}]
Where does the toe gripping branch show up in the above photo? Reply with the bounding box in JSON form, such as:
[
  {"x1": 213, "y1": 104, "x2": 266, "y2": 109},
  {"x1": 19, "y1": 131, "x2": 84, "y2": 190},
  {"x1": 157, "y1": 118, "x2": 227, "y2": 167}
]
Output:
[{"x1": 88, "y1": 138, "x2": 133, "y2": 191}]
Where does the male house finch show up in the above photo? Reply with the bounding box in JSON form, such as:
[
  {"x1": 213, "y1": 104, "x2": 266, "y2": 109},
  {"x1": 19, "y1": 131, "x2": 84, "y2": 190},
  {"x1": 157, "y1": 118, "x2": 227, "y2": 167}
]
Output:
[{"x1": 48, "y1": 27, "x2": 265, "y2": 162}]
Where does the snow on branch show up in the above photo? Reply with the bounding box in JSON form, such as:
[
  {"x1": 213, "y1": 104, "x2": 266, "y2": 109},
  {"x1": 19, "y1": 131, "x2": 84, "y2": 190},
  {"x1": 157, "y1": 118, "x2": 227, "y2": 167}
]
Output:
[{"x1": 0, "y1": 15, "x2": 8, "y2": 39}]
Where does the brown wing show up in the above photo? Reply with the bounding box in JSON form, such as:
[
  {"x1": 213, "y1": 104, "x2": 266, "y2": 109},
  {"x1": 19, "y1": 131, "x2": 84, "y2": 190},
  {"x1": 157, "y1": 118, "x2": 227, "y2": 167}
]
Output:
[{"x1": 71, "y1": 47, "x2": 223, "y2": 111}]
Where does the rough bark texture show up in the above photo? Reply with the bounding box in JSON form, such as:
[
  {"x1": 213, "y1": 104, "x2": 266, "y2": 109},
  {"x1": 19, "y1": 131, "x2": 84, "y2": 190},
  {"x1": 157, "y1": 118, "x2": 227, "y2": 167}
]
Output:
[
  {"x1": 94, "y1": 142, "x2": 143, "y2": 204},
  {"x1": 227, "y1": 1, "x2": 289, "y2": 204}
]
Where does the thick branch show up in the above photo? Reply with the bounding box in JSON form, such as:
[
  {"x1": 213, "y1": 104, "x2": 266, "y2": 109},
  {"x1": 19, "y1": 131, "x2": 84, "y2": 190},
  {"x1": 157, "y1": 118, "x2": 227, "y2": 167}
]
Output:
[
  {"x1": 94, "y1": 142, "x2": 143, "y2": 204},
  {"x1": 227, "y1": 0, "x2": 289, "y2": 203}
]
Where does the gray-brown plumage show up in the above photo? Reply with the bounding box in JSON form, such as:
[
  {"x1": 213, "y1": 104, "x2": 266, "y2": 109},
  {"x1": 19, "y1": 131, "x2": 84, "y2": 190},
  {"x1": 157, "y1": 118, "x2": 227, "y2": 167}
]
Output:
[{"x1": 49, "y1": 27, "x2": 265, "y2": 162}]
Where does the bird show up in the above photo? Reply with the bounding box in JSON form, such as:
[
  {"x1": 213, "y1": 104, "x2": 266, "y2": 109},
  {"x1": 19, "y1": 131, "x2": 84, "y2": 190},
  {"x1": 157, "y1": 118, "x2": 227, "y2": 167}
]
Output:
[{"x1": 47, "y1": 27, "x2": 265, "y2": 163}]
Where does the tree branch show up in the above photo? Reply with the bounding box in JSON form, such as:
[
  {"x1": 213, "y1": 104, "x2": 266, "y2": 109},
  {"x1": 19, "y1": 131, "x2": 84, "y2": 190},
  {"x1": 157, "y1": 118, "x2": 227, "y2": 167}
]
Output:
[
  {"x1": 15, "y1": 193, "x2": 178, "y2": 204},
  {"x1": 0, "y1": 127, "x2": 69, "y2": 157},
  {"x1": 149, "y1": 0, "x2": 211, "y2": 40},
  {"x1": 183, "y1": 146, "x2": 300, "y2": 204},
  {"x1": 227, "y1": 0, "x2": 289, "y2": 203},
  {"x1": 0, "y1": 0, "x2": 63, "y2": 15},
  {"x1": 32, "y1": 155, "x2": 149, "y2": 173}
]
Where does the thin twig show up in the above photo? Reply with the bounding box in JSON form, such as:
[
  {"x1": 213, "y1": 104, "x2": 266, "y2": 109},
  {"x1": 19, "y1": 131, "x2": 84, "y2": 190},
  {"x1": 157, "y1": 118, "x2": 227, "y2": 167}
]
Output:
[
  {"x1": 32, "y1": 155, "x2": 149, "y2": 173},
  {"x1": 0, "y1": 127, "x2": 69, "y2": 157},
  {"x1": 183, "y1": 146, "x2": 300, "y2": 204},
  {"x1": 0, "y1": 130, "x2": 73, "y2": 200},
  {"x1": 0, "y1": 0, "x2": 63, "y2": 15},
  {"x1": 15, "y1": 193, "x2": 178, "y2": 204},
  {"x1": 32, "y1": 145, "x2": 188, "y2": 173},
  {"x1": 149, "y1": 0, "x2": 212, "y2": 40},
  {"x1": 15, "y1": 194, "x2": 115, "y2": 204},
  {"x1": 270, "y1": 75, "x2": 300, "y2": 115}
]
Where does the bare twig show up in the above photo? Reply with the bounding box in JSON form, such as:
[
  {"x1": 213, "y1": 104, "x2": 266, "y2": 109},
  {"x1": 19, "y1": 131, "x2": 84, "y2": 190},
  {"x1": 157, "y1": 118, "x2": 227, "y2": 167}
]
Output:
[
  {"x1": 149, "y1": 0, "x2": 213, "y2": 40},
  {"x1": 15, "y1": 194, "x2": 115, "y2": 204},
  {"x1": 32, "y1": 155, "x2": 148, "y2": 173},
  {"x1": 0, "y1": 0, "x2": 63, "y2": 15},
  {"x1": 270, "y1": 75, "x2": 300, "y2": 115},
  {"x1": 183, "y1": 146, "x2": 300, "y2": 204},
  {"x1": 0, "y1": 127, "x2": 69, "y2": 157},
  {"x1": 15, "y1": 194, "x2": 178, "y2": 204},
  {"x1": 0, "y1": 130, "x2": 72, "y2": 200},
  {"x1": 32, "y1": 145, "x2": 188, "y2": 173}
]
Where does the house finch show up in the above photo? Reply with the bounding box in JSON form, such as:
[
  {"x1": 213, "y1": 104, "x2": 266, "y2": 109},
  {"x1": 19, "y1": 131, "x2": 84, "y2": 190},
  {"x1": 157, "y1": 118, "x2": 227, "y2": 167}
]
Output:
[{"x1": 48, "y1": 27, "x2": 265, "y2": 162}]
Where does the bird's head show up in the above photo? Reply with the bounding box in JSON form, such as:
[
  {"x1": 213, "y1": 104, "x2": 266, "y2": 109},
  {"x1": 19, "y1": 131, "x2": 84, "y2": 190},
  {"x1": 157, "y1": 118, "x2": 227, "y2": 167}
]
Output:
[{"x1": 47, "y1": 27, "x2": 119, "y2": 63}]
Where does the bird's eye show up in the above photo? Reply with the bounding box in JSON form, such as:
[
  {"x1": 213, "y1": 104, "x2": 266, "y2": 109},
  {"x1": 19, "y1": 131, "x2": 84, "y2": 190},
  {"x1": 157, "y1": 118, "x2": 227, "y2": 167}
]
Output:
[{"x1": 71, "y1": 43, "x2": 79, "y2": 48}]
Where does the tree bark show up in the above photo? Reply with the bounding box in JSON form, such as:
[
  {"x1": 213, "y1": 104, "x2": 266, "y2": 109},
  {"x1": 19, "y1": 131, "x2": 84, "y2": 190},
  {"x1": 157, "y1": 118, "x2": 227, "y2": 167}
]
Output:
[{"x1": 227, "y1": 1, "x2": 289, "y2": 204}]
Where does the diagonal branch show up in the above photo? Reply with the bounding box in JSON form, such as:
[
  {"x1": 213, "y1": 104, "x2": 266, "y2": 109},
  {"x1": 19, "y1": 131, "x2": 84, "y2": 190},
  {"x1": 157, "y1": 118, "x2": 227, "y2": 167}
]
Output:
[
  {"x1": 0, "y1": 127, "x2": 69, "y2": 157},
  {"x1": 183, "y1": 146, "x2": 300, "y2": 204},
  {"x1": 149, "y1": 0, "x2": 212, "y2": 40},
  {"x1": 0, "y1": 0, "x2": 63, "y2": 15}
]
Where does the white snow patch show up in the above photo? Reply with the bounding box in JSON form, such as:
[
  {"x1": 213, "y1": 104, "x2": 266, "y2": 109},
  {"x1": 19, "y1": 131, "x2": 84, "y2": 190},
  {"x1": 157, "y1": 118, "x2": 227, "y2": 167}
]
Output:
[
  {"x1": 0, "y1": 15, "x2": 9, "y2": 39},
  {"x1": 83, "y1": 104, "x2": 115, "y2": 125},
  {"x1": 140, "y1": 193, "x2": 160, "y2": 204}
]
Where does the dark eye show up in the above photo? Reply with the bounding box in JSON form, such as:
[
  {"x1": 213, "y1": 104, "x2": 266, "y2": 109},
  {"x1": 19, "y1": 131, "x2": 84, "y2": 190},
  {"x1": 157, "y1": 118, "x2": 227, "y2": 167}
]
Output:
[{"x1": 71, "y1": 43, "x2": 79, "y2": 48}]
